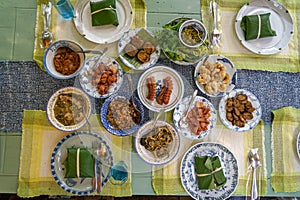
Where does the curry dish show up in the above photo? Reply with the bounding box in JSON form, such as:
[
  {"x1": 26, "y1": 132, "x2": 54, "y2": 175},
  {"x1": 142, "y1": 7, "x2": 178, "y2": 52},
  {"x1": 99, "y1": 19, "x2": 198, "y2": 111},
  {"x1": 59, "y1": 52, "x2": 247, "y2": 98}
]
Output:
[
  {"x1": 54, "y1": 93, "x2": 85, "y2": 126},
  {"x1": 53, "y1": 47, "x2": 81, "y2": 75}
]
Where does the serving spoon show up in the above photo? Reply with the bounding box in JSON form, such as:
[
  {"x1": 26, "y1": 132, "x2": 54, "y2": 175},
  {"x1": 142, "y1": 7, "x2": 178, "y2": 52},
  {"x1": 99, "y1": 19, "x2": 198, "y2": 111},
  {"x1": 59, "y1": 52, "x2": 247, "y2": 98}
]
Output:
[
  {"x1": 41, "y1": 2, "x2": 53, "y2": 48},
  {"x1": 126, "y1": 74, "x2": 142, "y2": 124}
]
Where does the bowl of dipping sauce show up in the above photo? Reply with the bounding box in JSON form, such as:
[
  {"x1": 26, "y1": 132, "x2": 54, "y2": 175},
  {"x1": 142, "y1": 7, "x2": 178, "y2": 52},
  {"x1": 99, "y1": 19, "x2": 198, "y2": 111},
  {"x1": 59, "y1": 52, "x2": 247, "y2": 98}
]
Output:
[{"x1": 179, "y1": 19, "x2": 207, "y2": 48}]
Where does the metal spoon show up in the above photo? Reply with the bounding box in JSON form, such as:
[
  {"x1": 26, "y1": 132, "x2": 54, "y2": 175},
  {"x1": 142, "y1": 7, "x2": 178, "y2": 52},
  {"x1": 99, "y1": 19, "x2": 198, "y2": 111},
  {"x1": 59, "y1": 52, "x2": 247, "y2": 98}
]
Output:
[
  {"x1": 74, "y1": 50, "x2": 105, "y2": 54},
  {"x1": 126, "y1": 74, "x2": 142, "y2": 124},
  {"x1": 178, "y1": 90, "x2": 198, "y2": 129},
  {"x1": 41, "y1": 2, "x2": 53, "y2": 48},
  {"x1": 248, "y1": 148, "x2": 261, "y2": 200}
]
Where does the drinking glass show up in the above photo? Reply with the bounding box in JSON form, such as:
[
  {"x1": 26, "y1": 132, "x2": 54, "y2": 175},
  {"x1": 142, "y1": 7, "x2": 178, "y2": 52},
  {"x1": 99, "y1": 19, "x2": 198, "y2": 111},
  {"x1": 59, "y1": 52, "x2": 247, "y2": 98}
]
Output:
[
  {"x1": 108, "y1": 161, "x2": 128, "y2": 185},
  {"x1": 52, "y1": 0, "x2": 74, "y2": 20}
]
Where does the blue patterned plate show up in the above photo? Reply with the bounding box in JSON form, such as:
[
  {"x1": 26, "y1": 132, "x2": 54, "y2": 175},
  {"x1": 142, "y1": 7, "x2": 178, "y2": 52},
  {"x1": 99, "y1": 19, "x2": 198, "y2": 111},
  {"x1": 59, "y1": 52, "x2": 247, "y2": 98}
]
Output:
[
  {"x1": 194, "y1": 54, "x2": 237, "y2": 97},
  {"x1": 51, "y1": 132, "x2": 113, "y2": 195},
  {"x1": 100, "y1": 93, "x2": 145, "y2": 136},
  {"x1": 173, "y1": 95, "x2": 217, "y2": 140},
  {"x1": 79, "y1": 55, "x2": 123, "y2": 98},
  {"x1": 180, "y1": 142, "x2": 238, "y2": 200},
  {"x1": 297, "y1": 132, "x2": 300, "y2": 160},
  {"x1": 219, "y1": 89, "x2": 262, "y2": 132},
  {"x1": 118, "y1": 28, "x2": 160, "y2": 70}
]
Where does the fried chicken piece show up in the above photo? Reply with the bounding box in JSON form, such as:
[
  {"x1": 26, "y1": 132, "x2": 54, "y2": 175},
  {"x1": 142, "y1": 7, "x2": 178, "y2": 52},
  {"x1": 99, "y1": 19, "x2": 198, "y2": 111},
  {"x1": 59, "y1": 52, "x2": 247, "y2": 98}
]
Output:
[
  {"x1": 143, "y1": 41, "x2": 156, "y2": 54},
  {"x1": 137, "y1": 50, "x2": 150, "y2": 63},
  {"x1": 131, "y1": 35, "x2": 144, "y2": 49},
  {"x1": 124, "y1": 43, "x2": 138, "y2": 57}
]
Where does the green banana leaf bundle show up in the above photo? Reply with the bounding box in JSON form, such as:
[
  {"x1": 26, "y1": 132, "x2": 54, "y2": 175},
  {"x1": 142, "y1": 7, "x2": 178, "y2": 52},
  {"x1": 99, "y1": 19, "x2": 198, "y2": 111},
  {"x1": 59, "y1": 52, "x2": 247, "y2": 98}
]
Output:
[
  {"x1": 194, "y1": 156, "x2": 226, "y2": 190},
  {"x1": 90, "y1": 0, "x2": 119, "y2": 27},
  {"x1": 240, "y1": 13, "x2": 276, "y2": 41}
]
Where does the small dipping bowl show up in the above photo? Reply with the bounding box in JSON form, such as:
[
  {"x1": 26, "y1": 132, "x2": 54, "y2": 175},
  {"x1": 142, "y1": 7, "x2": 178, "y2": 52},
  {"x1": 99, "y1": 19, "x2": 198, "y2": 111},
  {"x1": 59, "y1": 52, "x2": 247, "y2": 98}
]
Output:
[{"x1": 179, "y1": 19, "x2": 207, "y2": 48}]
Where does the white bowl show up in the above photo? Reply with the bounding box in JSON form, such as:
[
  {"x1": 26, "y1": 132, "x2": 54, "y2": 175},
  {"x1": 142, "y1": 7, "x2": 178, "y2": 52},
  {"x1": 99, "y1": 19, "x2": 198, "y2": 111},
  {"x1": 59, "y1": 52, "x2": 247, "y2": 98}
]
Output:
[
  {"x1": 47, "y1": 87, "x2": 92, "y2": 132},
  {"x1": 179, "y1": 19, "x2": 207, "y2": 48},
  {"x1": 43, "y1": 40, "x2": 85, "y2": 79},
  {"x1": 135, "y1": 120, "x2": 180, "y2": 166}
]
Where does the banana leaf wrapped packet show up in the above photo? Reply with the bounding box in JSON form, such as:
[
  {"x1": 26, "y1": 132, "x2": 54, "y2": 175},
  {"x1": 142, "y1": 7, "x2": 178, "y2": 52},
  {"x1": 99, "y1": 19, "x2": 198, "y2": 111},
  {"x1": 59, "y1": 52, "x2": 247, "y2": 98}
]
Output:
[
  {"x1": 65, "y1": 148, "x2": 95, "y2": 178},
  {"x1": 194, "y1": 156, "x2": 226, "y2": 190},
  {"x1": 240, "y1": 13, "x2": 276, "y2": 41},
  {"x1": 90, "y1": 0, "x2": 119, "y2": 27}
]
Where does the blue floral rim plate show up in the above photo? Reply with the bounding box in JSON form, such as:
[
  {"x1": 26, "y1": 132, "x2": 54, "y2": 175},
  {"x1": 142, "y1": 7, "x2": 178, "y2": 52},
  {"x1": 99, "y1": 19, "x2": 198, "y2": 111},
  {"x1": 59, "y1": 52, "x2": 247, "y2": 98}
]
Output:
[
  {"x1": 118, "y1": 28, "x2": 161, "y2": 71},
  {"x1": 194, "y1": 54, "x2": 237, "y2": 97},
  {"x1": 219, "y1": 89, "x2": 262, "y2": 132},
  {"x1": 51, "y1": 132, "x2": 113, "y2": 195},
  {"x1": 173, "y1": 95, "x2": 217, "y2": 140},
  {"x1": 79, "y1": 55, "x2": 123, "y2": 99},
  {"x1": 180, "y1": 142, "x2": 238, "y2": 200},
  {"x1": 100, "y1": 93, "x2": 145, "y2": 136}
]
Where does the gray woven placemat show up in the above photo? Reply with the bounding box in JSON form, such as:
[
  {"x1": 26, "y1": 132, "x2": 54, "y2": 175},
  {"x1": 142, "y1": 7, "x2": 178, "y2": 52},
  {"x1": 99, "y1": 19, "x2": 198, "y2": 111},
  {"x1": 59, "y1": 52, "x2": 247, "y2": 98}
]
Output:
[{"x1": 0, "y1": 59, "x2": 299, "y2": 132}]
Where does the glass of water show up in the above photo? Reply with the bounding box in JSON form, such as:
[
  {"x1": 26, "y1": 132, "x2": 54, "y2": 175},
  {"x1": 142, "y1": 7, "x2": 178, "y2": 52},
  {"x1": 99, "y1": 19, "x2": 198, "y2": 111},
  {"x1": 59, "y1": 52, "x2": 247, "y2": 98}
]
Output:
[
  {"x1": 108, "y1": 161, "x2": 128, "y2": 185},
  {"x1": 52, "y1": 0, "x2": 74, "y2": 20}
]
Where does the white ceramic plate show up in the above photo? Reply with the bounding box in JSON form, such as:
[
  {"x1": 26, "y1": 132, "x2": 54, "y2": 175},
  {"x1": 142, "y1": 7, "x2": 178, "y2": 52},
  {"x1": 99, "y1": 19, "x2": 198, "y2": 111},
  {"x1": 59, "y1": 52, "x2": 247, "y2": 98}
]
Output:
[
  {"x1": 180, "y1": 142, "x2": 238, "y2": 200},
  {"x1": 137, "y1": 65, "x2": 184, "y2": 112},
  {"x1": 173, "y1": 95, "x2": 217, "y2": 140},
  {"x1": 118, "y1": 28, "x2": 161, "y2": 70},
  {"x1": 51, "y1": 132, "x2": 113, "y2": 195},
  {"x1": 73, "y1": 0, "x2": 133, "y2": 44},
  {"x1": 46, "y1": 87, "x2": 92, "y2": 132},
  {"x1": 194, "y1": 54, "x2": 237, "y2": 97},
  {"x1": 297, "y1": 132, "x2": 300, "y2": 160},
  {"x1": 235, "y1": 0, "x2": 293, "y2": 54},
  {"x1": 79, "y1": 55, "x2": 123, "y2": 98},
  {"x1": 219, "y1": 89, "x2": 262, "y2": 132},
  {"x1": 135, "y1": 120, "x2": 180, "y2": 165}
]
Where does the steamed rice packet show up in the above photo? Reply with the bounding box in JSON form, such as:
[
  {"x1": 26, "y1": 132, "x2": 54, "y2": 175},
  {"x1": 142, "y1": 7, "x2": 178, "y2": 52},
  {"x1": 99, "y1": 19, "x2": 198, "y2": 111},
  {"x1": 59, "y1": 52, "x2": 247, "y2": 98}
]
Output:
[
  {"x1": 65, "y1": 148, "x2": 95, "y2": 178},
  {"x1": 90, "y1": 0, "x2": 119, "y2": 27},
  {"x1": 240, "y1": 13, "x2": 277, "y2": 41},
  {"x1": 194, "y1": 156, "x2": 227, "y2": 190}
]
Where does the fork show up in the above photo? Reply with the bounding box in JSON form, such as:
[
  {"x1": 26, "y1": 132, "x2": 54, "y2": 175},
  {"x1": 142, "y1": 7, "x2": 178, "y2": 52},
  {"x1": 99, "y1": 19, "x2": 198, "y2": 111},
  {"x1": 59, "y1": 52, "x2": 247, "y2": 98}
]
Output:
[
  {"x1": 210, "y1": 1, "x2": 221, "y2": 48},
  {"x1": 92, "y1": 141, "x2": 101, "y2": 194}
]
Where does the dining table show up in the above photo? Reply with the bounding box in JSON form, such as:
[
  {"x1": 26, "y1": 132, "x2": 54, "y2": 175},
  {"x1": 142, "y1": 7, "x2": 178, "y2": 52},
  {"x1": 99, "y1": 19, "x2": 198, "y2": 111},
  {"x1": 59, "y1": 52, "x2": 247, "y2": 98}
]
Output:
[{"x1": 0, "y1": 0, "x2": 300, "y2": 199}]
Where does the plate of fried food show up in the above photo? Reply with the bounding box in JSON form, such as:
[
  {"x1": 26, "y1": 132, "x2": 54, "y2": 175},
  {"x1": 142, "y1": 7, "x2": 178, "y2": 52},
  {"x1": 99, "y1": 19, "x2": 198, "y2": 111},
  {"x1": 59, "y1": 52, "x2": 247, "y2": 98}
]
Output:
[
  {"x1": 118, "y1": 28, "x2": 161, "y2": 70},
  {"x1": 135, "y1": 120, "x2": 180, "y2": 165},
  {"x1": 173, "y1": 95, "x2": 217, "y2": 140},
  {"x1": 194, "y1": 54, "x2": 237, "y2": 97},
  {"x1": 219, "y1": 89, "x2": 262, "y2": 132},
  {"x1": 79, "y1": 55, "x2": 123, "y2": 98},
  {"x1": 47, "y1": 87, "x2": 92, "y2": 132},
  {"x1": 100, "y1": 93, "x2": 145, "y2": 136},
  {"x1": 137, "y1": 65, "x2": 184, "y2": 112}
]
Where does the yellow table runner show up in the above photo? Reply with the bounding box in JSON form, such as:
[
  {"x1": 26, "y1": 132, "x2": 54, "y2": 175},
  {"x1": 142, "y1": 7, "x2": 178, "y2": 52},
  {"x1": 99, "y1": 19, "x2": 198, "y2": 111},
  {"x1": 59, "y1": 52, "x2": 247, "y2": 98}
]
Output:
[
  {"x1": 18, "y1": 110, "x2": 132, "y2": 198},
  {"x1": 271, "y1": 107, "x2": 300, "y2": 192},
  {"x1": 33, "y1": 0, "x2": 146, "y2": 71},
  {"x1": 201, "y1": 0, "x2": 300, "y2": 72},
  {"x1": 152, "y1": 120, "x2": 267, "y2": 196}
]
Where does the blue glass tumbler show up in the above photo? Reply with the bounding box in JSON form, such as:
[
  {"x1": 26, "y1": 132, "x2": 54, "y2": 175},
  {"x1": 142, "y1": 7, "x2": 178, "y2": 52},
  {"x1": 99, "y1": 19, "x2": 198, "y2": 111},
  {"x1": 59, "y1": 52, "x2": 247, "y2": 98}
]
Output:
[{"x1": 53, "y1": 0, "x2": 74, "y2": 20}]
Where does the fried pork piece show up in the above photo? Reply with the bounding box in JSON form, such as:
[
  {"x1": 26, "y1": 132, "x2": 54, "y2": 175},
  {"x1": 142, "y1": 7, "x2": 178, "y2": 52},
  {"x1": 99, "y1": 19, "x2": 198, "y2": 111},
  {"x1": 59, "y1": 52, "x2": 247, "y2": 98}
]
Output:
[
  {"x1": 124, "y1": 43, "x2": 138, "y2": 57},
  {"x1": 156, "y1": 76, "x2": 173, "y2": 105},
  {"x1": 137, "y1": 50, "x2": 150, "y2": 63},
  {"x1": 146, "y1": 76, "x2": 156, "y2": 101},
  {"x1": 131, "y1": 35, "x2": 144, "y2": 49},
  {"x1": 187, "y1": 102, "x2": 211, "y2": 135},
  {"x1": 143, "y1": 41, "x2": 156, "y2": 54}
]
